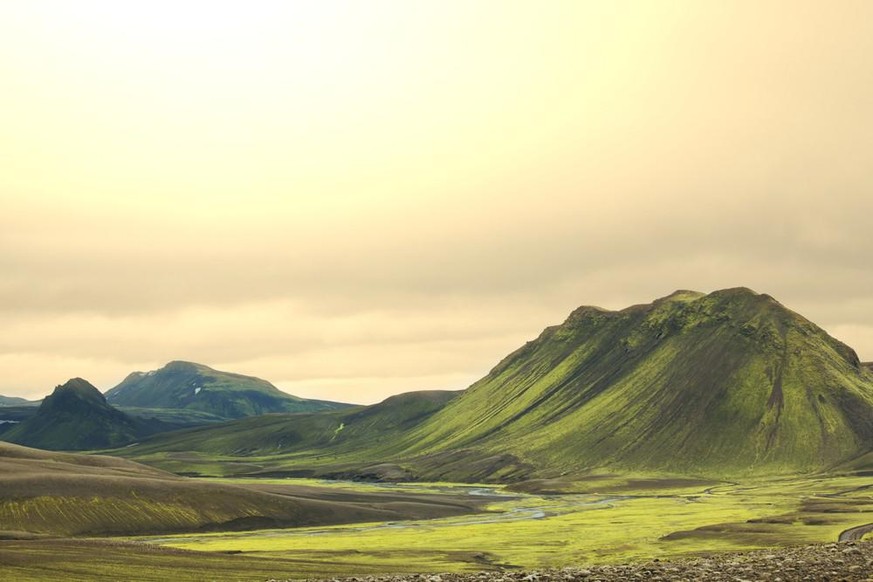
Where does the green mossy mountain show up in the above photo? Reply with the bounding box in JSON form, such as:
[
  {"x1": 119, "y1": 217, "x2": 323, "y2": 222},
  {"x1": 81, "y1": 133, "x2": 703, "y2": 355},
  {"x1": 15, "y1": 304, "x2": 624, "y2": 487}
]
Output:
[
  {"x1": 122, "y1": 288, "x2": 873, "y2": 481},
  {"x1": 105, "y1": 361, "x2": 348, "y2": 419},
  {"x1": 3, "y1": 378, "x2": 144, "y2": 450},
  {"x1": 389, "y1": 287, "x2": 873, "y2": 478}
]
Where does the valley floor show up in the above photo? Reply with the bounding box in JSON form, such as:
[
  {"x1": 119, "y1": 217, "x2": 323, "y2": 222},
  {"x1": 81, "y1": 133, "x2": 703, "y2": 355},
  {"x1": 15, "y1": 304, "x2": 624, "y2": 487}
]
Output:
[
  {"x1": 2, "y1": 475, "x2": 871, "y2": 581},
  {"x1": 139, "y1": 475, "x2": 873, "y2": 574}
]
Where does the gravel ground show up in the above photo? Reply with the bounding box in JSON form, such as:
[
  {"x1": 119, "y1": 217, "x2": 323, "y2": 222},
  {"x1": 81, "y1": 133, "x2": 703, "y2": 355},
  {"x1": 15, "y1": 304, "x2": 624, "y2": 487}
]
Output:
[{"x1": 287, "y1": 541, "x2": 873, "y2": 582}]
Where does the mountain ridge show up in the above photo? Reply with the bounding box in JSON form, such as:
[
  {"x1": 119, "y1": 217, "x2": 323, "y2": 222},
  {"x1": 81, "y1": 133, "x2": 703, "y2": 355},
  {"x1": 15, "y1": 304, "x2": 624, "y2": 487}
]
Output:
[{"x1": 118, "y1": 288, "x2": 873, "y2": 481}]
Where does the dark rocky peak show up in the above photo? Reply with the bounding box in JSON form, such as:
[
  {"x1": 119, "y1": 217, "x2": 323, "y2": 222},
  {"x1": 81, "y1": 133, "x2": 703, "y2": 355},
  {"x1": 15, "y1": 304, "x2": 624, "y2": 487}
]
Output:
[{"x1": 43, "y1": 378, "x2": 107, "y2": 409}]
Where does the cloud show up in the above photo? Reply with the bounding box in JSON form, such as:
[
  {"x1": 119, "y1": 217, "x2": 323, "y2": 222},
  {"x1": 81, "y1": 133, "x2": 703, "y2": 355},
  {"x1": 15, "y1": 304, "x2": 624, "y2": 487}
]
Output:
[{"x1": 1, "y1": 2, "x2": 872, "y2": 400}]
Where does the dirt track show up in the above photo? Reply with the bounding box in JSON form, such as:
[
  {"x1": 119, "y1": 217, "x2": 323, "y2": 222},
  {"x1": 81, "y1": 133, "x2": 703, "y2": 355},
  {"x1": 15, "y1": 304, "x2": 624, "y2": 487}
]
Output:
[{"x1": 841, "y1": 523, "x2": 873, "y2": 542}]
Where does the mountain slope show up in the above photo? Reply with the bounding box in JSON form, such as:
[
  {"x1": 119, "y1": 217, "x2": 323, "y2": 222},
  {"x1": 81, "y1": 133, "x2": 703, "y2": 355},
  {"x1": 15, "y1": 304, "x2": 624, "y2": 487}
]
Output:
[
  {"x1": 105, "y1": 361, "x2": 348, "y2": 419},
  {"x1": 391, "y1": 287, "x2": 873, "y2": 477},
  {"x1": 2, "y1": 378, "x2": 144, "y2": 450},
  {"x1": 116, "y1": 390, "x2": 461, "y2": 478},
  {"x1": 120, "y1": 288, "x2": 873, "y2": 481}
]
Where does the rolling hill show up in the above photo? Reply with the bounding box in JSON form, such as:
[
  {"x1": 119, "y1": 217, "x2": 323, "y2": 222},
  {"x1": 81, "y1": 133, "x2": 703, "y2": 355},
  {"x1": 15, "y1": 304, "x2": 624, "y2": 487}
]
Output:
[
  {"x1": 0, "y1": 442, "x2": 481, "y2": 538},
  {"x1": 115, "y1": 390, "x2": 461, "y2": 478},
  {"x1": 119, "y1": 288, "x2": 873, "y2": 481},
  {"x1": 105, "y1": 360, "x2": 349, "y2": 419}
]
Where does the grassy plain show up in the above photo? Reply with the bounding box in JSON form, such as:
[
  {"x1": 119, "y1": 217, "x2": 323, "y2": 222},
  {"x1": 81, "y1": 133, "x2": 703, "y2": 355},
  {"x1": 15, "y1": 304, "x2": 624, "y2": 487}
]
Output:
[
  {"x1": 2, "y1": 474, "x2": 871, "y2": 580},
  {"x1": 133, "y1": 474, "x2": 873, "y2": 577}
]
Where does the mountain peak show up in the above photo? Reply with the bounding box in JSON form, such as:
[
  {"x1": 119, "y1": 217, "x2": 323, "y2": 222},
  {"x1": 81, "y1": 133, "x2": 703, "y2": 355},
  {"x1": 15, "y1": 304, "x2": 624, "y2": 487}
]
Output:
[
  {"x1": 712, "y1": 285, "x2": 759, "y2": 296},
  {"x1": 46, "y1": 378, "x2": 108, "y2": 408},
  {"x1": 707, "y1": 286, "x2": 773, "y2": 303},
  {"x1": 58, "y1": 377, "x2": 98, "y2": 390},
  {"x1": 162, "y1": 360, "x2": 203, "y2": 371},
  {"x1": 655, "y1": 289, "x2": 706, "y2": 303}
]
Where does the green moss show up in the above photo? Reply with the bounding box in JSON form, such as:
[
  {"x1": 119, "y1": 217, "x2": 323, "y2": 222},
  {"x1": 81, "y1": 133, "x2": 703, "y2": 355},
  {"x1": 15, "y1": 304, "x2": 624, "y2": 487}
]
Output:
[{"x1": 138, "y1": 475, "x2": 873, "y2": 576}]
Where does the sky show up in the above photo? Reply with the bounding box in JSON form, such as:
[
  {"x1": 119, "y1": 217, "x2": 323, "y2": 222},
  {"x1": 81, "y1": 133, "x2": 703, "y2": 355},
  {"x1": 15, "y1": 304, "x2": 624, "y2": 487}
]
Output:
[{"x1": 2, "y1": 1, "x2": 872, "y2": 404}]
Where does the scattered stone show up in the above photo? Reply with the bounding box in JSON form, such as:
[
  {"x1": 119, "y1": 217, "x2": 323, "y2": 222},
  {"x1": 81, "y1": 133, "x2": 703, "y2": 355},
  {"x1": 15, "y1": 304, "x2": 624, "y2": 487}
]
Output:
[{"x1": 291, "y1": 541, "x2": 873, "y2": 582}]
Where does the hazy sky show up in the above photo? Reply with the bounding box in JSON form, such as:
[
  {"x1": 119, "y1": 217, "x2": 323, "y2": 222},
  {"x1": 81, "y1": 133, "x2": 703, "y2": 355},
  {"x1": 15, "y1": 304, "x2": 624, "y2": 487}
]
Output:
[{"x1": 2, "y1": 1, "x2": 872, "y2": 403}]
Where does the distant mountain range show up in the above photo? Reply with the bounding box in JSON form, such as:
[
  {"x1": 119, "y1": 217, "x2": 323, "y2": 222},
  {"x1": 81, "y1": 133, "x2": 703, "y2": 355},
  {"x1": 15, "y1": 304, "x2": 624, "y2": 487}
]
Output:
[
  {"x1": 0, "y1": 395, "x2": 38, "y2": 407},
  {"x1": 0, "y1": 363, "x2": 352, "y2": 450},
  {"x1": 118, "y1": 288, "x2": 873, "y2": 481},
  {"x1": 105, "y1": 361, "x2": 349, "y2": 419}
]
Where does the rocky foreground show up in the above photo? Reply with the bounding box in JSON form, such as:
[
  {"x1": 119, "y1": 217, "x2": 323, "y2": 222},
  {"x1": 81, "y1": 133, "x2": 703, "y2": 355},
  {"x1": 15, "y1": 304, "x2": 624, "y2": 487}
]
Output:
[{"x1": 290, "y1": 541, "x2": 873, "y2": 582}]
